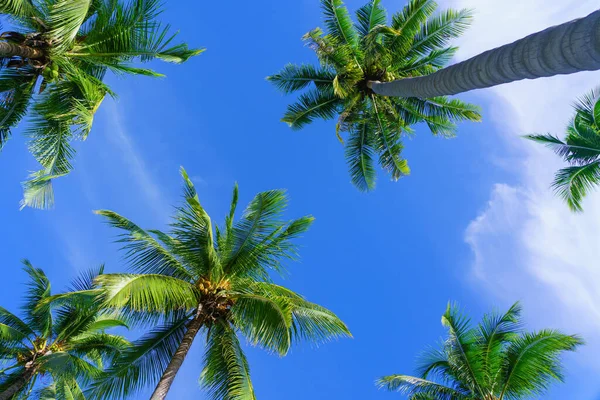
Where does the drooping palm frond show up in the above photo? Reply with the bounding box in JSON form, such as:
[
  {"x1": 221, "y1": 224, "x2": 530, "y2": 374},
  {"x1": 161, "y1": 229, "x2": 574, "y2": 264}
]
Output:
[
  {"x1": 200, "y1": 322, "x2": 256, "y2": 400},
  {"x1": 89, "y1": 317, "x2": 189, "y2": 399},
  {"x1": 270, "y1": 0, "x2": 480, "y2": 191},
  {"x1": 526, "y1": 87, "x2": 600, "y2": 211}
]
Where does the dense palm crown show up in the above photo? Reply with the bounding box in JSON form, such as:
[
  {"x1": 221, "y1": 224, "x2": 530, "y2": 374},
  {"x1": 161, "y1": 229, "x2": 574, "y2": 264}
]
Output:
[
  {"x1": 526, "y1": 88, "x2": 600, "y2": 212},
  {"x1": 0, "y1": 261, "x2": 129, "y2": 399},
  {"x1": 86, "y1": 168, "x2": 351, "y2": 400},
  {"x1": 268, "y1": 0, "x2": 481, "y2": 191},
  {"x1": 0, "y1": 0, "x2": 202, "y2": 209},
  {"x1": 378, "y1": 302, "x2": 583, "y2": 400}
]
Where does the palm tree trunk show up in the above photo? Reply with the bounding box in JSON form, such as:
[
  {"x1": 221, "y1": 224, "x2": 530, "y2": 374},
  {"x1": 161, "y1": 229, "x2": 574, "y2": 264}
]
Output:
[
  {"x1": 0, "y1": 41, "x2": 44, "y2": 59},
  {"x1": 149, "y1": 307, "x2": 205, "y2": 400},
  {"x1": 369, "y1": 9, "x2": 600, "y2": 98},
  {"x1": 0, "y1": 365, "x2": 36, "y2": 400}
]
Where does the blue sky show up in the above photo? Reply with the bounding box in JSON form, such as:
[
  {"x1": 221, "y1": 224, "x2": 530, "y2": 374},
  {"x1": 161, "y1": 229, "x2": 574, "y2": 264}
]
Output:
[{"x1": 1, "y1": 0, "x2": 600, "y2": 399}]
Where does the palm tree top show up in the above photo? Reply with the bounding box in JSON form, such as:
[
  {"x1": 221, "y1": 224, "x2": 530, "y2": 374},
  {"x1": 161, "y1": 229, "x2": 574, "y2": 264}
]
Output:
[
  {"x1": 268, "y1": 0, "x2": 481, "y2": 191},
  {"x1": 526, "y1": 87, "x2": 600, "y2": 212},
  {"x1": 85, "y1": 167, "x2": 351, "y2": 399},
  {"x1": 0, "y1": 260, "x2": 130, "y2": 398},
  {"x1": 0, "y1": 0, "x2": 203, "y2": 209},
  {"x1": 378, "y1": 302, "x2": 583, "y2": 400}
]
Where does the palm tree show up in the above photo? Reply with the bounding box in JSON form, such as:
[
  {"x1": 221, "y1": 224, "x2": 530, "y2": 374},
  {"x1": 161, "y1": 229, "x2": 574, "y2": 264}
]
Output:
[
  {"x1": 0, "y1": 261, "x2": 130, "y2": 399},
  {"x1": 268, "y1": 0, "x2": 481, "y2": 191},
  {"x1": 0, "y1": 0, "x2": 202, "y2": 209},
  {"x1": 378, "y1": 302, "x2": 583, "y2": 399},
  {"x1": 87, "y1": 167, "x2": 351, "y2": 400},
  {"x1": 367, "y1": 4, "x2": 600, "y2": 98},
  {"x1": 525, "y1": 88, "x2": 600, "y2": 212}
]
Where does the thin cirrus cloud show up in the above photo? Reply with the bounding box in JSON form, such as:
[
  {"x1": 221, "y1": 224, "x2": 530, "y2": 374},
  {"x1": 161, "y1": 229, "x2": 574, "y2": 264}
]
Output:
[{"x1": 444, "y1": 0, "x2": 600, "y2": 372}]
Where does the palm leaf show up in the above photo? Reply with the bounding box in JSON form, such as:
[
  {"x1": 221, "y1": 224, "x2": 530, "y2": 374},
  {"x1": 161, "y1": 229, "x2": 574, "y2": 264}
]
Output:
[
  {"x1": 345, "y1": 121, "x2": 376, "y2": 191},
  {"x1": 267, "y1": 64, "x2": 335, "y2": 94},
  {"x1": 377, "y1": 375, "x2": 469, "y2": 399},
  {"x1": 95, "y1": 273, "x2": 199, "y2": 315},
  {"x1": 355, "y1": 0, "x2": 387, "y2": 38},
  {"x1": 282, "y1": 88, "x2": 340, "y2": 129},
  {"x1": 499, "y1": 330, "x2": 583, "y2": 399},
  {"x1": 88, "y1": 317, "x2": 189, "y2": 399},
  {"x1": 47, "y1": 0, "x2": 93, "y2": 49},
  {"x1": 552, "y1": 161, "x2": 600, "y2": 212},
  {"x1": 321, "y1": 0, "x2": 359, "y2": 49},
  {"x1": 200, "y1": 322, "x2": 256, "y2": 400}
]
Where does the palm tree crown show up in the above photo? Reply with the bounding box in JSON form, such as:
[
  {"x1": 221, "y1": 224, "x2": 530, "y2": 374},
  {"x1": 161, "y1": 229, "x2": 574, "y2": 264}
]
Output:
[
  {"x1": 526, "y1": 87, "x2": 600, "y2": 212},
  {"x1": 378, "y1": 302, "x2": 583, "y2": 400},
  {"x1": 268, "y1": 0, "x2": 481, "y2": 191},
  {"x1": 88, "y1": 167, "x2": 351, "y2": 400},
  {"x1": 0, "y1": 0, "x2": 202, "y2": 209},
  {"x1": 0, "y1": 261, "x2": 129, "y2": 399}
]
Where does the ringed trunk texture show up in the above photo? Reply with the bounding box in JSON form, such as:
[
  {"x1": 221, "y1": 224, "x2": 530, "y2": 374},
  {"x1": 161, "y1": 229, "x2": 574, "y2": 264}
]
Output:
[
  {"x1": 149, "y1": 309, "x2": 205, "y2": 400},
  {"x1": 0, "y1": 365, "x2": 37, "y2": 400},
  {"x1": 370, "y1": 9, "x2": 600, "y2": 98},
  {"x1": 0, "y1": 41, "x2": 44, "y2": 59}
]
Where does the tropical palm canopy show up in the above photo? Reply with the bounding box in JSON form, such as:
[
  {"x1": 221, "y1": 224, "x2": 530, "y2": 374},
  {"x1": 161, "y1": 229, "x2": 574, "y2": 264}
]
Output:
[
  {"x1": 0, "y1": 261, "x2": 129, "y2": 399},
  {"x1": 378, "y1": 302, "x2": 583, "y2": 400},
  {"x1": 268, "y1": 0, "x2": 481, "y2": 191},
  {"x1": 526, "y1": 87, "x2": 600, "y2": 212},
  {"x1": 81, "y1": 167, "x2": 351, "y2": 400},
  {"x1": 0, "y1": 0, "x2": 202, "y2": 209}
]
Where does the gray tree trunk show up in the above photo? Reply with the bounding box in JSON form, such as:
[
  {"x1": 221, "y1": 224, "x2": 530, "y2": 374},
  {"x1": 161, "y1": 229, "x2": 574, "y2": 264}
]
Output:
[
  {"x1": 369, "y1": 9, "x2": 600, "y2": 98},
  {"x1": 0, "y1": 365, "x2": 36, "y2": 400},
  {"x1": 149, "y1": 309, "x2": 204, "y2": 400},
  {"x1": 0, "y1": 41, "x2": 44, "y2": 59}
]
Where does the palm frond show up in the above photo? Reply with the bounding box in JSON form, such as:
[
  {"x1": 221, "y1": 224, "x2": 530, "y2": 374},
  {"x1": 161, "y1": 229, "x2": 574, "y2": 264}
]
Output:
[
  {"x1": 95, "y1": 273, "x2": 199, "y2": 315},
  {"x1": 231, "y1": 293, "x2": 292, "y2": 356},
  {"x1": 345, "y1": 121, "x2": 376, "y2": 191},
  {"x1": 47, "y1": 0, "x2": 93, "y2": 49},
  {"x1": 499, "y1": 330, "x2": 583, "y2": 399},
  {"x1": 410, "y1": 8, "x2": 473, "y2": 57},
  {"x1": 282, "y1": 88, "x2": 340, "y2": 130},
  {"x1": 267, "y1": 64, "x2": 335, "y2": 94},
  {"x1": 171, "y1": 167, "x2": 219, "y2": 280},
  {"x1": 321, "y1": 0, "x2": 359, "y2": 49},
  {"x1": 371, "y1": 96, "x2": 410, "y2": 180},
  {"x1": 94, "y1": 210, "x2": 194, "y2": 280},
  {"x1": 21, "y1": 259, "x2": 52, "y2": 337},
  {"x1": 388, "y1": 0, "x2": 437, "y2": 57},
  {"x1": 89, "y1": 317, "x2": 189, "y2": 399},
  {"x1": 200, "y1": 322, "x2": 256, "y2": 400},
  {"x1": 355, "y1": 0, "x2": 387, "y2": 38},
  {"x1": 0, "y1": 69, "x2": 36, "y2": 150},
  {"x1": 377, "y1": 375, "x2": 469, "y2": 399},
  {"x1": 552, "y1": 161, "x2": 600, "y2": 212}
]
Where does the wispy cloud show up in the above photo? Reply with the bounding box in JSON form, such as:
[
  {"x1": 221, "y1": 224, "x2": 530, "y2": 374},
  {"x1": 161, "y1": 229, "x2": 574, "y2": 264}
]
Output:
[
  {"x1": 440, "y1": 0, "x2": 600, "y2": 373},
  {"x1": 103, "y1": 100, "x2": 169, "y2": 218}
]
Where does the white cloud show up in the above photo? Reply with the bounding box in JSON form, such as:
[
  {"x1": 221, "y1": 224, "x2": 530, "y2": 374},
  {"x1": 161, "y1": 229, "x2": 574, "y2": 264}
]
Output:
[{"x1": 440, "y1": 0, "x2": 600, "y2": 373}]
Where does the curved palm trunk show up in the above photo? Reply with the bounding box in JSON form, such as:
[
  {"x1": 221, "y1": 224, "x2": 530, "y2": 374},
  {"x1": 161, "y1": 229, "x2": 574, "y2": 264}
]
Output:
[
  {"x1": 0, "y1": 41, "x2": 44, "y2": 59},
  {"x1": 369, "y1": 9, "x2": 600, "y2": 98},
  {"x1": 0, "y1": 365, "x2": 37, "y2": 400},
  {"x1": 150, "y1": 308, "x2": 205, "y2": 400}
]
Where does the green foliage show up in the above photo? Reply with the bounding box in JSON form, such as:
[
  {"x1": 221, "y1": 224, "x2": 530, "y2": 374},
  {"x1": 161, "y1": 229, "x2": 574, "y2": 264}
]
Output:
[
  {"x1": 377, "y1": 302, "x2": 583, "y2": 399},
  {"x1": 88, "y1": 168, "x2": 351, "y2": 399},
  {"x1": 0, "y1": 0, "x2": 203, "y2": 209},
  {"x1": 268, "y1": 0, "x2": 481, "y2": 191},
  {"x1": 525, "y1": 87, "x2": 600, "y2": 211},
  {"x1": 0, "y1": 261, "x2": 130, "y2": 399}
]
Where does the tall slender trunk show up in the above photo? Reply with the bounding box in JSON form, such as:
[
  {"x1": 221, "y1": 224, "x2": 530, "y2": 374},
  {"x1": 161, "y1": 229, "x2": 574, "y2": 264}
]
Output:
[
  {"x1": 149, "y1": 307, "x2": 205, "y2": 400},
  {"x1": 369, "y1": 9, "x2": 600, "y2": 98},
  {"x1": 0, "y1": 41, "x2": 44, "y2": 59},
  {"x1": 0, "y1": 365, "x2": 37, "y2": 400}
]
